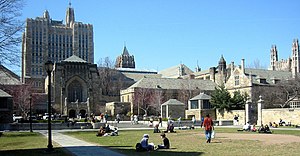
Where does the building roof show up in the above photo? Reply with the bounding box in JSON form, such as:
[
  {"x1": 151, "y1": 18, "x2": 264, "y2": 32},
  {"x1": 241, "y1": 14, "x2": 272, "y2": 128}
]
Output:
[
  {"x1": 63, "y1": 55, "x2": 87, "y2": 63},
  {"x1": 159, "y1": 64, "x2": 194, "y2": 78},
  {"x1": 128, "y1": 77, "x2": 216, "y2": 90},
  {"x1": 0, "y1": 89, "x2": 12, "y2": 97},
  {"x1": 190, "y1": 93, "x2": 211, "y2": 100},
  {"x1": 245, "y1": 68, "x2": 292, "y2": 84},
  {"x1": 0, "y1": 65, "x2": 21, "y2": 85},
  {"x1": 122, "y1": 46, "x2": 130, "y2": 55},
  {"x1": 161, "y1": 99, "x2": 184, "y2": 106}
]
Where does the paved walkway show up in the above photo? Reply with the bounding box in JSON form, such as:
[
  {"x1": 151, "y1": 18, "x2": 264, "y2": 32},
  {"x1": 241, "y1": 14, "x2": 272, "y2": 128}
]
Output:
[{"x1": 38, "y1": 130, "x2": 125, "y2": 156}]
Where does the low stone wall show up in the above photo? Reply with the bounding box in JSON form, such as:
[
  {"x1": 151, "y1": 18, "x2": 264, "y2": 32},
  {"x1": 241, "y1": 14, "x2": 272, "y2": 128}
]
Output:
[
  {"x1": 262, "y1": 108, "x2": 300, "y2": 125},
  {"x1": 0, "y1": 122, "x2": 93, "y2": 131},
  {"x1": 216, "y1": 109, "x2": 245, "y2": 125}
]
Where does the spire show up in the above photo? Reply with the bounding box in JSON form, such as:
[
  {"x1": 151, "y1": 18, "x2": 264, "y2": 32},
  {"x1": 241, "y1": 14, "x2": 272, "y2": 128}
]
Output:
[
  {"x1": 122, "y1": 45, "x2": 129, "y2": 56},
  {"x1": 66, "y1": 2, "x2": 75, "y2": 27},
  {"x1": 43, "y1": 10, "x2": 50, "y2": 19}
]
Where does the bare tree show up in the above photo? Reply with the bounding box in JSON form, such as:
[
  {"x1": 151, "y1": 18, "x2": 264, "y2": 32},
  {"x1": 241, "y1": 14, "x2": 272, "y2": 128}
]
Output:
[
  {"x1": 246, "y1": 59, "x2": 267, "y2": 69},
  {"x1": 0, "y1": 0, "x2": 24, "y2": 66}
]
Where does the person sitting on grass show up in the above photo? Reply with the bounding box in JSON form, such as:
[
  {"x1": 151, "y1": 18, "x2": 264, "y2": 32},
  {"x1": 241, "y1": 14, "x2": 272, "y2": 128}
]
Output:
[
  {"x1": 153, "y1": 124, "x2": 161, "y2": 133},
  {"x1": 111, "y1": 127, "x2": 119, "y2": 136},
  {"x1": 140, "y1": 134, "x2": 154, "y2": 151},
  {"x1": 243, "y1": 122, "x2": 251, "y2": 131},
  {"x1": 96, "y1": 126, "x2": 106, "y2": 137},
  {"x1": 157, "y1": 133, "x2": 170, "y2": 149},
  {"x1": 251, "y1": 125, "x2": 257, "y2": 132}
]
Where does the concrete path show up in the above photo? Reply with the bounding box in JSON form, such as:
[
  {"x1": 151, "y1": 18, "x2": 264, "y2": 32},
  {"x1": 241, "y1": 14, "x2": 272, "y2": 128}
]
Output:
[{"x1": 38, "y1": 130, "x2": 125, "y2": 156}]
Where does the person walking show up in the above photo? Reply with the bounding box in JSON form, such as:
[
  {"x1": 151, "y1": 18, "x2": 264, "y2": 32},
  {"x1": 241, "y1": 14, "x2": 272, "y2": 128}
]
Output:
[{"x1": 203, "y1": 114, "x2": 214, "y2": 143}]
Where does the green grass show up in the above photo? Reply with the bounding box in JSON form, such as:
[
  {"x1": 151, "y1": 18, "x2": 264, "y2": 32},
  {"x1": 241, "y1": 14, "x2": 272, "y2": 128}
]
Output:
[
  {"x1": 0, "y1": 132, "x2": 72, "y2": 156},
  {"x1": 65, "y1": 128, "x2": 300, "y2": 156}
]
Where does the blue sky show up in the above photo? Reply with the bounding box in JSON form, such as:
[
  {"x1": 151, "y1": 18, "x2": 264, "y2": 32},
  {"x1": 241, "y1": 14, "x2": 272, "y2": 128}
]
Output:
[{"x1": 16, "y1": 0, "x2": 300, "y2": 73}]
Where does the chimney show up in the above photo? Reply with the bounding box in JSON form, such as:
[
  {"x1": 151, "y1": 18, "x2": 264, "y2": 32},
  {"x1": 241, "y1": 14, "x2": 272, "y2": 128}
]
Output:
[
  {"x1": 241, "y1": 59, "x2": 245, "y2": 73},
  {"x1": 231, "y1": 61, "x2": 235, "y2": 75}
]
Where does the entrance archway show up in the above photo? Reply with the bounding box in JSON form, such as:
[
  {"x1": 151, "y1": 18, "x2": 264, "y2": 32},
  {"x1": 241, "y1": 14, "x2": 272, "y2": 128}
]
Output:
[
  {"x1": 69, "y1": 109, "x2": 76, "y2": 118},
  {"x1": 79, "y1": 109, "x2": 86, "y2": 118}
]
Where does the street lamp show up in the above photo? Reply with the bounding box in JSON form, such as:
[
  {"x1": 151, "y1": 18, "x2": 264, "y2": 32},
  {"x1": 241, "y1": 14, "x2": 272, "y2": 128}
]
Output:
[
  {"x1": 45, "y1": 60, "x2": 54, "y2": 152},
  {"x1": 29, "y1": 94, "x2": 33, "y2": 132}
]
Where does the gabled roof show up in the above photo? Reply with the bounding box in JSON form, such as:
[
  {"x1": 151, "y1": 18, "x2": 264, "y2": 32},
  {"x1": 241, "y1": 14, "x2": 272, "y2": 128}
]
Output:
[
  {"x1": 245, "y1": 68, "x2": 292, "y2": 84},
  {"x1": 190, "y1": 93, "x2": 211, "y2": 100},
  {"x1": 159, "y1": 64, "x2": 194, "y2": 78},
  {"x1": 161, "y1": 99, "x2": 184, "y2": 106},
  {"x1": 128, "y1": 77, "x2": 216, "y2": 90},
  {"x1": 0, "y1": 89, "x2": 12, "y2": 97},
  {"x1": 0, "y1": 65, "x2": 21, "y2": 85},
  {"x1": 63, "y1": 55, "x2": 87, "y2": 63}
]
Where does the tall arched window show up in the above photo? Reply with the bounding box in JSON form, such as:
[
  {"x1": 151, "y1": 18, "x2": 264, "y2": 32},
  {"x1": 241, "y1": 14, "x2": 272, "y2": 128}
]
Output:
[{"x1": 68, "y1": 80, "x2": 83, "y2": 102}]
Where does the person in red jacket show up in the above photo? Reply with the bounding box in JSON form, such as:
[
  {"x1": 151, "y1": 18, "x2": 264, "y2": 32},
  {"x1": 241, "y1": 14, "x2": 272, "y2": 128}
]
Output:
[{"x1": 203, "y1": 114, "x2": 214, "y2": 143}]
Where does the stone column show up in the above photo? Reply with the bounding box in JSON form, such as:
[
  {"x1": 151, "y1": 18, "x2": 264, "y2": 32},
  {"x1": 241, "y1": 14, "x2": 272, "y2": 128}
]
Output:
[
  {"x1": 87, "y1": 97, "x2": 90, "y2": 115},
  {"x1": 245, "y1": 97, "x2": 252, "y2": 124},
  {"x1": 257, "y1": 95, "x2": 264, "y2": 126}
]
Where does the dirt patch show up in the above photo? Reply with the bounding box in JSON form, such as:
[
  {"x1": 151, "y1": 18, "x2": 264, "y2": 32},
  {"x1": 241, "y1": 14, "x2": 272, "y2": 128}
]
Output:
[{"x1": 215, "y1": 133, "x2": 300, "y2": 145}]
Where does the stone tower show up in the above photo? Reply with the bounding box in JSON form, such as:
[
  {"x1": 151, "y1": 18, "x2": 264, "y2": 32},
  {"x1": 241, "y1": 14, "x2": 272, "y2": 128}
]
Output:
[
  {"x1": 292, "y1": 39, "x2": 300, "y2": 78},
  {"x1": 21, "y1": 4, "x2": 94, "y2": 92},
  {"x1": 270, "y1": 45, "x2": 278, "y2": 70},
  {"x1": 115, "y1": 46, "x2": 135, "y2": 68},
  {"x1": 66, "y1": 2, "x2": 75, "y2": 27},
  {"x1": 218, "y1": 55, "x2": 227, "y2": 83}
]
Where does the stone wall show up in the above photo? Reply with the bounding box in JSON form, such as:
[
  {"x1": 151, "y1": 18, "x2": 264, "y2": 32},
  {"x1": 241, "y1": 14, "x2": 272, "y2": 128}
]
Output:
[
  {"x1": 262, "y1": 108, "x2": 300, "y2": 125},
  {"x1": 216, "y1": 109, "x2": 245, "y2": 125}
]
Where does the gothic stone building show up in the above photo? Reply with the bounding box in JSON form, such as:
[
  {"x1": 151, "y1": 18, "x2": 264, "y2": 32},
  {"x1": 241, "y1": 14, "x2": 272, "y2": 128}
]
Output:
[
  {"x1": 22, "y1": 4, "x2": 94, "y2": 93},
  {"x1": 50, "y1": 55, "x2": 101, "y2": 118},
  {"x1": 115, "y1": 46, "x2": 135, "y2": 69},
  {"x1": 269, "y1": 39, "x2": 299, "y2": 78}
]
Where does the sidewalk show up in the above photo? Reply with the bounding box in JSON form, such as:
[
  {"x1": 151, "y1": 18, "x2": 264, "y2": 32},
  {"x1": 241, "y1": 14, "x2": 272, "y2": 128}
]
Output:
[{"x1": 38, "y1": 130, "x2": 125, "y2": 156}]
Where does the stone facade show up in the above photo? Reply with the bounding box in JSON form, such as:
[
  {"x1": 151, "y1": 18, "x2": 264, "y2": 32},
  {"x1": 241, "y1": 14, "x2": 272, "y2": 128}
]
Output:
[
  {"x1": 269, "y1": 39, "x2": 299, "y2": 78},
  {"x1": 22, "y1": 4, "x2": 94, "y2": 92},
  {"x1": 105, "y1": 102, "x2": 131, "y2": 116},
  {"x1": 51, "y1": 55, "x2": 102, "y2": 117},
  {"x1": 115, "y1": 46, "x2": 135, "y2": 69},
  {"x1": 262, "y1": 108, "x2": 300, "y2": 125}
]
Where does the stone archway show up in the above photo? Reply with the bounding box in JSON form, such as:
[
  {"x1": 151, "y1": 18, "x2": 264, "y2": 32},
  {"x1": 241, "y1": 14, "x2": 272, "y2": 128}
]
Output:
[
  {"x1": 69, "y1": 109, "x2": 76, "y2": 118},
  {"x1": 79, "y1": 109, "x2": 86, "y2": 118},
  {"x1": 66, "y1": 76, "x2": 88, "y2": 102}
]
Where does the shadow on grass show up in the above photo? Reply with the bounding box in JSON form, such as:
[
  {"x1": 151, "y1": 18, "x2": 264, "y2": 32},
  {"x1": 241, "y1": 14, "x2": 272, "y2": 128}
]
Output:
[
  {"x1": 114, "y1": 148, "x2": 204, "y2": 156},
  {"x1": 0, "y1": 147, "x2": 73, "y2": 156}
]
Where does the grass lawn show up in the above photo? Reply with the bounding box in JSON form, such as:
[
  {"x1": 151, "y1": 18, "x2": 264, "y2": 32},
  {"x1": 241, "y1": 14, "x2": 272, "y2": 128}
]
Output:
[
  {"x1": 65, "y1": 127, "x2": 300, "y2": 156},
  {"x1": 0, "y1": 132, "x2": 72, "y2": 156}
]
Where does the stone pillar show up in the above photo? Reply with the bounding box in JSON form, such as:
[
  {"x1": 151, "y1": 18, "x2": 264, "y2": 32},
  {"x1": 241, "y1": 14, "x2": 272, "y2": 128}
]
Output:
[
  {"x1": 257, "y1": 95, "x2": 264, "y2": 126},
  {"x1": 87, "y1": 97, "x2": 90, "y2": 115},
  {"x1": 245, "y1": 97, "x2": 252, "y2": 124}
]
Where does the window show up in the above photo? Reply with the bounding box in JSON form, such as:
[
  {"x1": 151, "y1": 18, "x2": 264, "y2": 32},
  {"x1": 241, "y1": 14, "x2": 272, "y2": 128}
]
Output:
[
  {"x1": 190, "y1": 100, "x2": 199, "y2": 109},
  {"x1": 202, "y1": 100, "x2": 211, "y2": 109},
  {"x1": 234, "y1": 75, "x2": 240, "y2": 86}
]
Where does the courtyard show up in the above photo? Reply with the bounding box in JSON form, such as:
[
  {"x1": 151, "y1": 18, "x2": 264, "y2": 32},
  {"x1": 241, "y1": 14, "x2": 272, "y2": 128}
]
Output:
[{"x1": 1, "y1": 127, "x2": 300, "y2": 156}]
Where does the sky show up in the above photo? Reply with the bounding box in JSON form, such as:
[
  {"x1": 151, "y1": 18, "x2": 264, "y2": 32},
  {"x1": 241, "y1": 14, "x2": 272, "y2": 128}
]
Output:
[{"x1": 13, "y1": 0, "x2": 300, "y2": 73}]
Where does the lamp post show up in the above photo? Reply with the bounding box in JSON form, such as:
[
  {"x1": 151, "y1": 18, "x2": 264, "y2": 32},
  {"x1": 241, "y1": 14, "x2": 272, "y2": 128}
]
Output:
[
  {"x1": 29, "y1": 94, "x2": 33, "y2": 132},
  {"x1": 45, "y1": 60, "x2": 54, "y2": 152}
]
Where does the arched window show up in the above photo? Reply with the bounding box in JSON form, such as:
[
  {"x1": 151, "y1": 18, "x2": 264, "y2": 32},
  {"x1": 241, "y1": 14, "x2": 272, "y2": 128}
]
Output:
[{"x1": 68, "y1": 80, "x2": 83, "y2": 102}]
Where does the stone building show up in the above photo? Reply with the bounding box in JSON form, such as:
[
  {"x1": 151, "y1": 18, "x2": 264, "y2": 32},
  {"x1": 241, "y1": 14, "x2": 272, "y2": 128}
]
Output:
[
  {"x1": 50, "y1": 55, "x2": 101, "y2": 118},
  {"x1": 185, "y1": 93, "x2": 215, "y2": 120},
  {"x1": 22, "y1": 3, "x2": 94, "y2": 92},
  {"x1": 0, "y1": 89, "x2": 13, "y2": 123},
  {"x1": 161, "y1": 99, "x2": 185, "y2": 119},
  {"x1": 120, "y1": 77, "x2": 216, "y2": 115},
  {"x1": 190, "y1": 55, "x2": 232, "y2": 86},
  {"x1": 115, "y1": 46, "x2": 135, "y2": 69},
  {"x1": 159, "y1": 64, "x2": 194, "y2": 78},
  {"x1": 269, "y1": 39, "x2": 299, "y2": 78}
]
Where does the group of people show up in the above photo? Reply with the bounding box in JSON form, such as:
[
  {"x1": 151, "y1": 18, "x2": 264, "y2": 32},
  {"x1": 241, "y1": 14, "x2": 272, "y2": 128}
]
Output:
[
  {"x1": 137, "y1": 133, "x2": 170, "y2": 151},
  {"x1": 96, "y1": 124, "x2": 118, "y2": 137},
  {"x1": 239, "y1": 122, "x2": 272, "y2": 134}
]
